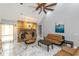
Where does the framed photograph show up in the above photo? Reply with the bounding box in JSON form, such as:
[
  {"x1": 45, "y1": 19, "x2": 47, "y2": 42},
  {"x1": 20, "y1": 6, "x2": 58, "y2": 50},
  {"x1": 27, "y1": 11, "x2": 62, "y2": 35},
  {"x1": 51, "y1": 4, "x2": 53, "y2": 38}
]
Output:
[{"x1": 55, "y1": 23, "x2": 64, "y2": 33}]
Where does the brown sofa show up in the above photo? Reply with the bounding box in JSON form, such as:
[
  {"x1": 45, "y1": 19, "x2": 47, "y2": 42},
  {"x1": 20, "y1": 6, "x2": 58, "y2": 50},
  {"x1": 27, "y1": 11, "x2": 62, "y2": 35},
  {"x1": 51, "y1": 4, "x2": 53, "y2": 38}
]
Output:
[
  {"x1": 44, "y1": 34, "x2": 64, "y2": 45},
  {"x1": 55, "y1": 46, "x2": 79, "y2": 56}
]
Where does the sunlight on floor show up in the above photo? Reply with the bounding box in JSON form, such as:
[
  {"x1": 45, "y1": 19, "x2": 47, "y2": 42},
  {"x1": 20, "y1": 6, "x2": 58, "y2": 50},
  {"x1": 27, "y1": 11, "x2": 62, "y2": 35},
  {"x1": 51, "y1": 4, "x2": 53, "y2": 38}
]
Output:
[{"x1": 2, "y1": 42, "x2": 14, "y2": 56}]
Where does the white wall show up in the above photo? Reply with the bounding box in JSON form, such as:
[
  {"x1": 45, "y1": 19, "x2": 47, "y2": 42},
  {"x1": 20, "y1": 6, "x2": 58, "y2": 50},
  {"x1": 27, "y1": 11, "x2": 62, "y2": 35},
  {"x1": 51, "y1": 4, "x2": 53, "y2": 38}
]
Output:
[{"x1": 41, "y1": 3, "x2": 79, "y2": 47}]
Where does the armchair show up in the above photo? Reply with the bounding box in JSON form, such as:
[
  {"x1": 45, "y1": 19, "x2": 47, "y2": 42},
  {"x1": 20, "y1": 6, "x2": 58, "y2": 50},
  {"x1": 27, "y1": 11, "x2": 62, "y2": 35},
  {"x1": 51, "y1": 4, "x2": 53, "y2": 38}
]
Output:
[{"x1": 54, "y1": 46, "x2": 79, "y2": 56}]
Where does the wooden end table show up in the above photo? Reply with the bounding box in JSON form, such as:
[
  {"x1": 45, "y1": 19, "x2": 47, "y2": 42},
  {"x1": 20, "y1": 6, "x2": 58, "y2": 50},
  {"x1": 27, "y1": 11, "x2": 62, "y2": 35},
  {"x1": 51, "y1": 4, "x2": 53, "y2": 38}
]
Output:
[{"x1": 64, "y1": 40, "x2": 74, "y2": 48}]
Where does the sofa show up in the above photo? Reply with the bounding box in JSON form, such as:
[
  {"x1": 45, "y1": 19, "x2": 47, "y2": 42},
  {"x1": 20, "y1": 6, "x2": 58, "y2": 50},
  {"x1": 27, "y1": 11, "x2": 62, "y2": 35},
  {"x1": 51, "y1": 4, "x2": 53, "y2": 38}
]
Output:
[
  {"x1": 44, "y1": 34, "x2": 64, "y2": 45},
  {"x1": 55, "y1": 46, "x2": 79, "y2": 56},
  {"x1": 43, "y1": 34, "x2": 74, "y2": 47}
]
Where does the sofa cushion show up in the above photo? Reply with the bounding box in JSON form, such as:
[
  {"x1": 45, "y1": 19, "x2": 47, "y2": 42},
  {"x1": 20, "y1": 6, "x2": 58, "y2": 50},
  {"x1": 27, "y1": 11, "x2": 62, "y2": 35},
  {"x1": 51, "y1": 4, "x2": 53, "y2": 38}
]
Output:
[
  {"x1": 55, "y1": 50, "x2": 72, "y2": 56},
  {"x1": 45, "y1": 34, "x2": 64, "y2": 44},
  {"x1": 74, "y1": 48, "x2": 79, "y2": 56},
  {"x1": 55, "y1": 46, "x2": 79, "y2": 56},
  {"x1": 62, "y1": 46, "x2": 76, "y2": 55},
  {"x1": 46, "y1": 38, "x2": 62, "y2": 44},
  {"x1": 47, "y1": 34, "x2": 63, "y2": 40}
]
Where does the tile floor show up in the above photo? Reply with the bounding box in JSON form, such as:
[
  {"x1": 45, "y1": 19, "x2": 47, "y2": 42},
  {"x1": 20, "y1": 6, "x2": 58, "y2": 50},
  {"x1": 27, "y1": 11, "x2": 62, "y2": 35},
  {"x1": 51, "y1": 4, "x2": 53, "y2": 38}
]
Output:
[{"x1": 0, "y1": 42, "x2": 61, "y2": 56}]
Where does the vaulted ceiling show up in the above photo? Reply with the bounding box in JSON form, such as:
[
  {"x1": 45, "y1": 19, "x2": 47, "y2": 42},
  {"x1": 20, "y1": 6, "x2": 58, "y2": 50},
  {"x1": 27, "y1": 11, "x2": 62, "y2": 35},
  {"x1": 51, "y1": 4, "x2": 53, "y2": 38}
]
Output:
[{"x1": 0, "y1": 3, "x2": 46, "y2": 24}]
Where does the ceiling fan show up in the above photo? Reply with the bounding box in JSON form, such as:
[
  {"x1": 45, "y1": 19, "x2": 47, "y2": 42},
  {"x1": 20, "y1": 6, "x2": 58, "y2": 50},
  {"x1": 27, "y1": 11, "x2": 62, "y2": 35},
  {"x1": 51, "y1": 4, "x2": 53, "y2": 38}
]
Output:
[
  {"x1": 35, "y1": 3, "x2": 57, "y2": 14},
  {"x1": 19, "y1": 3, "x2": 57, "y2": 14}
]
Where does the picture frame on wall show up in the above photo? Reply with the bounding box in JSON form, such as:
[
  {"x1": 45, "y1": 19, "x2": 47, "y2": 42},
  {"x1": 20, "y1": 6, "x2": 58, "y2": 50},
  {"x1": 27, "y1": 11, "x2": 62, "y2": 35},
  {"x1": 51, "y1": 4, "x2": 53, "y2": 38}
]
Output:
[{"x1": 55, "y1": 23, "x2": 64, "y2": 33}]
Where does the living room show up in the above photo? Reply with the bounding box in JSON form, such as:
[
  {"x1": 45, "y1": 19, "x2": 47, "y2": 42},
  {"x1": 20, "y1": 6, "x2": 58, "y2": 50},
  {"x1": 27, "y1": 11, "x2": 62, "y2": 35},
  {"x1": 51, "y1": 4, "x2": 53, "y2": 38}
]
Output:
[{"x1": 0, "y1": 3, "x2": 79, "y2": 56}]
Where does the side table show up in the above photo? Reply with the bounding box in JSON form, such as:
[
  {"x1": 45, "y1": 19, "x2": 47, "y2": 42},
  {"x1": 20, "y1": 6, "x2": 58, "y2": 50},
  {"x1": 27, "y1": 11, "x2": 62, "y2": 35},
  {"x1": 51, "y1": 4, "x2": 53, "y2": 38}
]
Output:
[{"x1": 63, "y1": 40, "x2": 74, "y2": 48}]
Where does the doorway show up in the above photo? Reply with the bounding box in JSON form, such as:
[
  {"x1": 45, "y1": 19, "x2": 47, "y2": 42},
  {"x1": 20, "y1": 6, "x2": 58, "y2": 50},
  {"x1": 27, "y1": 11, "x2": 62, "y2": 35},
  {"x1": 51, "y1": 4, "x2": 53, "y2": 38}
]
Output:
[{"x1": 1, "y1": 24, "x2": 14, "y2": 55}]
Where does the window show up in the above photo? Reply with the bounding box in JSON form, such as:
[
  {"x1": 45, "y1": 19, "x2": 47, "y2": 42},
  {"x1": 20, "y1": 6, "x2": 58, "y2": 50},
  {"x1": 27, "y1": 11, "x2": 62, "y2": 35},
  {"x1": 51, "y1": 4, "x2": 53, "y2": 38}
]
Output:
[
  {"x1": 1, "y1": 24, "x2": 14, "y2": 55},
  {"x1": 2, "y1": 24, "x2": 13, "y2": 42}
]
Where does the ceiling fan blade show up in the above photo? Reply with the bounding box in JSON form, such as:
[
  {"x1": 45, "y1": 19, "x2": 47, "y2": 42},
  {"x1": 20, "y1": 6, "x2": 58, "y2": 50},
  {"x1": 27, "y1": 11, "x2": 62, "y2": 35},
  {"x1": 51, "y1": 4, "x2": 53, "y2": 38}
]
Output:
[
  {"x1": 39, "y1": 8, "x2": 42, "y2": 14},
  {"x1": 45, "y1": 3, "x2": 57, "y2": 7},
  {"x1": 35, "y1": 3, "x2": 42, "y2": 10},
  {"x1": 42, "y1": 3, "x2": 47, "y2": 6},
  {"x1": 43, "y1": 9, "x2": 47, "y2": 14},
  {"x1": 45, "y1": 8, "x2": 54, "y2": 11}
]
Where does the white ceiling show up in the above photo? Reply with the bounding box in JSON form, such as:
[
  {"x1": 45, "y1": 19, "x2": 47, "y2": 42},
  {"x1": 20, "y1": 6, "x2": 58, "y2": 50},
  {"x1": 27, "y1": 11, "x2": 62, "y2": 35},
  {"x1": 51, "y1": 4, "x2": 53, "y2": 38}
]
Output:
[{"x1": 0, "y1": 3, "x2": 46, "y2": 24}]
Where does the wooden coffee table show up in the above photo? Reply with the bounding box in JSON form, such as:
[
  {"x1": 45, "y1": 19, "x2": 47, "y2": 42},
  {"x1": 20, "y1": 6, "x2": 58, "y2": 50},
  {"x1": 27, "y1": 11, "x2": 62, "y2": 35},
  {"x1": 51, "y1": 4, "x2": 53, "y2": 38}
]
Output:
[{"x1": 38, "y1": 40, "x2": 53, "y2": 52}]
